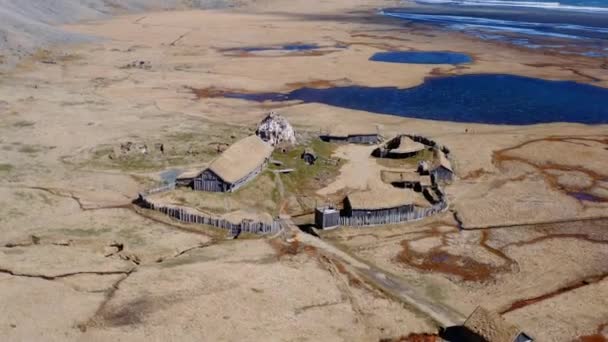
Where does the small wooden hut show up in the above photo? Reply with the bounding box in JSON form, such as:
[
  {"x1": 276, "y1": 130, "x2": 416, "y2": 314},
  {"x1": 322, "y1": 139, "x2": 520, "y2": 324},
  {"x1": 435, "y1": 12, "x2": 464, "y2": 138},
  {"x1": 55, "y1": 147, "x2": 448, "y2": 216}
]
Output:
[
  {"x1": 462, "y1": 306, "x2": 533, "y2": 342},
  {"x1": 430, "y1": 149, "x2": 454, "y2": 184},
  {"x1": 192, "y1": 135, "x2": 273, "y2": 192},
  {"x1": 315, "y1": 206, "x2": 340, "y2": 229},
  {"x1": 301, "y1": 148, "x2": 317, "y2": 165}
]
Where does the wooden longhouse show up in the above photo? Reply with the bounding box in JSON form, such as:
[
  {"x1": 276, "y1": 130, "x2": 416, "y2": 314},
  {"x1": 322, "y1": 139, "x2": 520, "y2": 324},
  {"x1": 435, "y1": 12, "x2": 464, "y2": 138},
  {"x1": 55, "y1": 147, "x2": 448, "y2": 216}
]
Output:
[
  {"x1": 192, "y1": 135, "x2": 273, "y2": 192},
  {"x1": 342, "y1": 188, "x2": 430, "y2": 220}
]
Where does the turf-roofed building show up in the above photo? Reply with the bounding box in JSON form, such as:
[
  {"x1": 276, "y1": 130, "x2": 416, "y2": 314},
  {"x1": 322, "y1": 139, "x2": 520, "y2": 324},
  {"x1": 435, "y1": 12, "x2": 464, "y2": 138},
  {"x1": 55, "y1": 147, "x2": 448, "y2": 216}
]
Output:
[{"x1": 193, "y1": 135, "x2": 273, "y2": 192}]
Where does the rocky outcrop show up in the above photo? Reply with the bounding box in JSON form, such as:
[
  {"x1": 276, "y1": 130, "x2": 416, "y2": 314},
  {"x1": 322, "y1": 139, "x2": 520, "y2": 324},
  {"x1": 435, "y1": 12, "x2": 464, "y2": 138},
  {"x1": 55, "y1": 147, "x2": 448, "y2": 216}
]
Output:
[{"x1": 255, "y1": 112, "x2": 296, "y2": 147}]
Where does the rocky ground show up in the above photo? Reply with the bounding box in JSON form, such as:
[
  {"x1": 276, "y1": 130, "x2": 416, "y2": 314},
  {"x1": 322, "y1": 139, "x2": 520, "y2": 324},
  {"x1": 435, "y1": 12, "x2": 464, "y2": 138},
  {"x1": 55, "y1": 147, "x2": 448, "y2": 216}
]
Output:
[{"x1": 1, "y1": 0, "x2": 607, "y2": 340}]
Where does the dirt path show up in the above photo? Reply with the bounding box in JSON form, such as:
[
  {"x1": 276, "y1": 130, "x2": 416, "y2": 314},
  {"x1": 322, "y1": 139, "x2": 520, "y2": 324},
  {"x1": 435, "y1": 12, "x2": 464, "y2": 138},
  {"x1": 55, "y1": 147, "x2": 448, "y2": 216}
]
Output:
[
  {"x1": 279, "y1": 218, "x2": 465, "y2": 327},
  {"x1": 273, "y1": 172, "x2": 288, "y2": 215},
  {"x1": 317, "y1": 144, "x2": 392, "y2": 196}
]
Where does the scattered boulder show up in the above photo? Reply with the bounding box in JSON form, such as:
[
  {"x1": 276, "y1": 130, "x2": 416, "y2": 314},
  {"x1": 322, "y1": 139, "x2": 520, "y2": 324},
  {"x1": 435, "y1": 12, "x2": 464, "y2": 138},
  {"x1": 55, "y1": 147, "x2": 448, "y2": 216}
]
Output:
[
  {"x1": 255, "y1": 112, "x2": 296, "y2": 147},
  {"x1": 109, "y1": 141, "x2": 164, "y2": 160},
  {"x1": 121, "y1": 60, "x2": 151, "y2": 70}
]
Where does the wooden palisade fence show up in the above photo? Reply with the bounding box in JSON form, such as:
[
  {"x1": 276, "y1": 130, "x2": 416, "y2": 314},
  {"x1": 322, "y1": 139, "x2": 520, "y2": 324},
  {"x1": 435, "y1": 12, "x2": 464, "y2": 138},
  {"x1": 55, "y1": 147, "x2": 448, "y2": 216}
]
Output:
[
  {"x1": 339, "y1": 200, "x2": 448, "y2": 227},
  {"x1": 136, "y1": 184, "x2": 281, "y2": 236}
]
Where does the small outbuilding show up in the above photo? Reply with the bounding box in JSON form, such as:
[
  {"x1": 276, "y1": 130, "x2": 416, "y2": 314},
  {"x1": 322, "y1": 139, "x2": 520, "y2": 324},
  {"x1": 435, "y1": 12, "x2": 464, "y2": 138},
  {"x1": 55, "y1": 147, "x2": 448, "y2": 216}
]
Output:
[
  {"x1": 192, "y1": 135, "x2": 273, "y2": 192},
  {"x1": 301, "y1": 148, "x2": 317, "y2": 165},
  {"x1": 314, "y1": 206, "x2": 340, "y2": 229},
  {"x1": 321, "y1": 127, "x2": 380, "y2": 145},
  {"x1": 430, "y1": 149, "x2": 454, "y2": 184},
  {"x1": 418, "y1": 160, "x2": 430, "y2": 175},
  {"x1": 462, "y1": 306, "x2": 533, "y2": 342}
]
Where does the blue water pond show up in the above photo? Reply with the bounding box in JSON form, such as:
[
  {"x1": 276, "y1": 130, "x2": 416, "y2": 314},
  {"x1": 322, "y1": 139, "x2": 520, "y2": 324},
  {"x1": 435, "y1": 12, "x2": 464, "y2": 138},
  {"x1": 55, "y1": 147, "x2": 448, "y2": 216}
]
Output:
[
  {"x1": 568, "y1": 192, "x2": 605, "y2": 202},
  {"x1": 226, "y1": 74, "x2": 608, "y2": 125},
  {"x1": 370, "y1": 51, "x2": 472, "y2": 64},
  {"x1": 228, "y1": 43, "x2": 319, "y2": 53}
]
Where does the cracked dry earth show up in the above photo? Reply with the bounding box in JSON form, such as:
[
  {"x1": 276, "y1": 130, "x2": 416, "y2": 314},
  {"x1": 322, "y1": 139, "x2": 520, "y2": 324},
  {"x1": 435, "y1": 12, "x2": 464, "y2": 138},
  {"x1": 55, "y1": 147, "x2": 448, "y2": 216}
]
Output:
[
  {"x1": 0, "y1": 210, "x2": 436, "y2": 340},
  {"x1": 0, "y1": 184, "x2": 436, "y2": 340},
  {"x1": 323, "y1": 215, "x2": 608, "y2": 341}
]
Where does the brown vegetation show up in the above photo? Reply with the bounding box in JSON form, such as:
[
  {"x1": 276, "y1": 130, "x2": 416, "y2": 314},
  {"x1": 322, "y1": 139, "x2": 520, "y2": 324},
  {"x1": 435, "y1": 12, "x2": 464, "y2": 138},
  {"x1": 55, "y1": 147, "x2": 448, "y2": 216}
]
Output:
[
  {"x1": 268, "y1": 237, "x2": 300, "y2": 257},
  {"x1": 460, "y1": 168, "x2": 492, "y2": 180},
  {"x1": 285, "y1": 79, "x2": 348, "y2": 89},
  {"x1": 380, "y1": 333, "x2": 439, "y2": 342},
  {"x1": 493, "y1": 136, "x2": 608, "y2": 203},
  {"x1": 395, "y1": 225, "x2": 513, "y2": 282},
  {"x1": 578, "y1": 323, "x2": 608, "y2": 342},
  {"x1": 188, "y1": 86, "x2": 249, "y2": 99},
  {"x1": 502, "y1": 273, "x2": 608, "y2": 314},
  {"x1": 398, "y1": 241, "x2": 496, "y2": 282}
]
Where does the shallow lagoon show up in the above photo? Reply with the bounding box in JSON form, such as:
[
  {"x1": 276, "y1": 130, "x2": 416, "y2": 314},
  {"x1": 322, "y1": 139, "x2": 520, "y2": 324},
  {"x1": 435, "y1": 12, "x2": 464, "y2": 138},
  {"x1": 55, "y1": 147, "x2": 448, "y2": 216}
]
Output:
[
  {"x1": 228, "y1": 74, "x2": 608, "y2": 125},
  {"x1": 224, "y1": 43, "x2": 319, "y2": 53},
  {"x1": 370, "y1": 51, "x2": 472, "y2": 64}
]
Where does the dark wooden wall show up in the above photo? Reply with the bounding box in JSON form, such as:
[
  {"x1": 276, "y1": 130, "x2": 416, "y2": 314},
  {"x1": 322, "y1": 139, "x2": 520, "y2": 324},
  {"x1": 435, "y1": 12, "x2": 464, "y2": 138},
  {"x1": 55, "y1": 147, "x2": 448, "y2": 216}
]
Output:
[
  {"x1": 194, "y1": 170, "x2": 226, "y2": 192},
  {"x1": 347, "y1": 134, "x2": 379, "y2": 144},
  {"x1": 431, "y1": 167, "x2": 453, "y2": 184}
]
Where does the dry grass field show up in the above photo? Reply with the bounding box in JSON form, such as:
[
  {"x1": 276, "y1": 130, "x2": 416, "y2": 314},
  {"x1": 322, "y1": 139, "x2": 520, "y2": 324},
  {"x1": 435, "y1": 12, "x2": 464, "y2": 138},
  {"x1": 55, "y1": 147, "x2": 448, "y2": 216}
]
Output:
[{"x1": 1, "y1": 0, "x2": 607, "y2": 340}]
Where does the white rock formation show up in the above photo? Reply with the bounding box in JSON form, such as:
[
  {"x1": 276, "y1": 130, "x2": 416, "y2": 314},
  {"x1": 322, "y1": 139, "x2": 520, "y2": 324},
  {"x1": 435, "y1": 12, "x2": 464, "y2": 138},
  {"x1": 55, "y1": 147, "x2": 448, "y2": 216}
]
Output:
[{"x1": 255, "y1": 112, "x2": 296, "y2": 147}]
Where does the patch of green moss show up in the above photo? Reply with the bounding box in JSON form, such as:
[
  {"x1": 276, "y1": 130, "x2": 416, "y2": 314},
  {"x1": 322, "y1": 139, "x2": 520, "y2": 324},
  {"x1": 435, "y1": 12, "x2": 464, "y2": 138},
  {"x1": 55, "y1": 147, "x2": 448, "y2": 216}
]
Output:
[
  {"x1": 117, "y1": 228, "x2": 147, "y2": 247},
  {"x1": 85, "y1": 126, "x2": 249, "y2": 172},
  {"x1": 270, "y1": 173, "x2": 282, "y2": 206},
  {"x1": 0, "y1": 163, "x2": 13, "y2": 172},
  {"x1": 270, "y1": 139, "x2": 344, "y2": 205},
  {"x1": 14, "y1": 191, "x2": 35, "y2": 201},
  {"x1": 17, "y1": 145, "x2": 42, "y2": 154},
  {"x1": 57, "y1": 227, "x2": 113, "y2": 237},
  {"x1": 13, "y1": 120, "x2": 35, "y2": 128}
]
